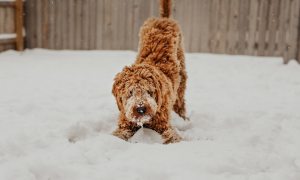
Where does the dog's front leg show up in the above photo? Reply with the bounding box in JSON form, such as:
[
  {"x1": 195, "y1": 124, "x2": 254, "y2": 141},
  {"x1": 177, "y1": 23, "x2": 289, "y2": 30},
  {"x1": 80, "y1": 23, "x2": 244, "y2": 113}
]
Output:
[
  {"x1": 150, "y1": 114, "x2": 182, "y2": 144},
  {"x1": 112, "y1": 116, "x2": 140, "y2": 141},
  {"x1": 112, "y1": 127, "x2": 136, "y2": 141},
  {"x1": 160, "y1": 127, "x2": 182, "y2": 144}
]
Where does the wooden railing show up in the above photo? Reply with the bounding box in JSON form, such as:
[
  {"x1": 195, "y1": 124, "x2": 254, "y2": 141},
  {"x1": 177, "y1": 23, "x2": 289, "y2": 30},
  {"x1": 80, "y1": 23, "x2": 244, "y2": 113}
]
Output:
[{"x1": 0, "y1": 0, "x2": 24, "y2": 51}]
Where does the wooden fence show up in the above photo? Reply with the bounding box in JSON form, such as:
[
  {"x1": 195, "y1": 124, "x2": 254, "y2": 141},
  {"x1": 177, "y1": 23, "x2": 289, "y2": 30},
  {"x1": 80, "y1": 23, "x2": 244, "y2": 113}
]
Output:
[
  {"x1": 18, "y1": 0, "x2": 300, "y2": 62},
  {"x1": 0, "y1": 0, "x2": 24, "y2": 51}
]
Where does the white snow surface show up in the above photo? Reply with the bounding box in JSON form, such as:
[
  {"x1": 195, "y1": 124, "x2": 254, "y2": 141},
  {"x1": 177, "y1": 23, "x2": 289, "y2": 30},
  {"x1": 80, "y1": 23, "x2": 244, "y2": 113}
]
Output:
[
  {"x1": 0, "y1": 33, "x2": 16, "y2": 40},
  {"x1": 0, "y1": 0, "x2": 25, "y2": 2},
  {"x1": 0, "y1": 49, "x2": 299, "y2": 180}
]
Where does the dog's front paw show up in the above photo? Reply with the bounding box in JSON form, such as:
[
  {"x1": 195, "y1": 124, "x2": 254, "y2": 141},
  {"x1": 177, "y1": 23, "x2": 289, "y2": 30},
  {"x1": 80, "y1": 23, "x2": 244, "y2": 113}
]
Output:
[
  {"x1": 161, "y1": 128, "x2": 182, "y2": 144},
  {"x1": 112, "y1": 128, "x2": 135, "y2": 141},
  {"x1": 163, "y1": 134, "x2": 182, "y2": 144}
]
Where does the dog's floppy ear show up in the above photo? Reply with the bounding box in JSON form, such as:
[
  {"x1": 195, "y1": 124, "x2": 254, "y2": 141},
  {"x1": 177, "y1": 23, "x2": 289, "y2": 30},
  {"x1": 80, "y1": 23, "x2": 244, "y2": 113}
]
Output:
[
  {"x1": 152, "y1": 74, "x2": 164, "y2": 110},
  {"x1": 112, "y1": 71, "x2": 124, "y2": 111},
  {"x1": 142, "y1": 66, "x2": 165, "y2": 110},
  {"x1": 112, "y1": 66, "x2": 133, "y2": 111}
]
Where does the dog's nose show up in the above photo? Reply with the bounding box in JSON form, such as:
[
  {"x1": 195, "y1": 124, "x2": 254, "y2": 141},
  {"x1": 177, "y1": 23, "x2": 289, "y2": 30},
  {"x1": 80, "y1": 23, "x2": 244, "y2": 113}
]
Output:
[{"x1": 136, "y1": 106, "x2": 146, "y2": 115}]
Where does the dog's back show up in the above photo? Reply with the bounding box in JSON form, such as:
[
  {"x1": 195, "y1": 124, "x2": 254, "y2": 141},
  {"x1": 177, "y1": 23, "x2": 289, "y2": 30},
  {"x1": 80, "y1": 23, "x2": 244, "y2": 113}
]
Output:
[{"x1": 135, "y1": 0, "x2": 184, "y2": 86}]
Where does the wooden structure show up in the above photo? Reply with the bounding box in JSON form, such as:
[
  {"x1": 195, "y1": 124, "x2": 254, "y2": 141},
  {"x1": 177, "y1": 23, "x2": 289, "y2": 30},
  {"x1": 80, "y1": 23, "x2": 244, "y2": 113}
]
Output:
[
  {"x1": 2, "y1": 0, "x2": 300, "y2": 63},
  {"x1": 0, "y1": 0, "x2": 24, "y2": 51}
]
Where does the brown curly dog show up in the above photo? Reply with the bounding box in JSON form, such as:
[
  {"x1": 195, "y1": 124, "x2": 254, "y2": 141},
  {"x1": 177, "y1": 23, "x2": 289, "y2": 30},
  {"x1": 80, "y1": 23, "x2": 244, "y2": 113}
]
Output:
[{"x1": 112, "y1": 0, "x2": 188, "y2": 144}]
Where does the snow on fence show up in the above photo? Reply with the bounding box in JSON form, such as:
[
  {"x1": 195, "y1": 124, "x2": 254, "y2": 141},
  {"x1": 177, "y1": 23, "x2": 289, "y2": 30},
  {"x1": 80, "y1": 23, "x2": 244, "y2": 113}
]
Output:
[
  {"x1": 20, "y1": 0, "x2": 300, "y2": 63},
  {"x1": 0, "y1": 0, "x2": 24, "y2": 51}
]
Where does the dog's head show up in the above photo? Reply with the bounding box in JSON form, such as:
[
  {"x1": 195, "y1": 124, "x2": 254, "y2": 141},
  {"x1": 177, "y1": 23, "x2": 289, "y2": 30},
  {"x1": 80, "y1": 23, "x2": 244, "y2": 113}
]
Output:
[{"x1": 112, "y1": 64, "x2": 165, "y2": 126}]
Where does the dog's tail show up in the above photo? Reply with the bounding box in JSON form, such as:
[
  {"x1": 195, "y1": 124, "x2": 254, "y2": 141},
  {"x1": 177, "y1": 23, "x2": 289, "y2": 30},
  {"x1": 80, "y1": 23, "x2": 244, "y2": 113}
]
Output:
[{"x1": 160, "y1": 0, "x2": 172, "y2": 18}]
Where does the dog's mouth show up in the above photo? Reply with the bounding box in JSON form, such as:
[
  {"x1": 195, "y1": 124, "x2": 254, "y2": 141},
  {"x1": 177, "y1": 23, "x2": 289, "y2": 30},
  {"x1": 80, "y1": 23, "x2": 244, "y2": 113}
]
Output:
[
  {"x1": 131, "y1": 104, "x2": 153, "y2": 126},
  {"x1": 125, "y1": 104, "x2": 153, "y2": 126},
  {"x1": 133, "y1": 115, "x2": 151, "y2": 127}
]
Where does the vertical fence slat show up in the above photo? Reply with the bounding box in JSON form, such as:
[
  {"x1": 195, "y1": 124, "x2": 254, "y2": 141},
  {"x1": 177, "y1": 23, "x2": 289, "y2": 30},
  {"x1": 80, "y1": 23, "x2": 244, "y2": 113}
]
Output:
[
  {"x1": 257, "y1": 0, "x2": 269, "y2": 56},
  {"x1": 75, "y1": 0, "x2": 82, "y2": 50},
  {"x1": 96, "y1": 0, "x2": 104, "y2": 49},
  {"x1": 237, "y1": 0, "x2": 249, "y2": 54},
  {"x1": 81, "y1": 0, "x2": 89, "y2": 50},
  {"x1": 298, "y1": 35, "x2": 300, "y2": 62},
  {"x1": 137, "y1": 0, "x2": 151, "y2": 49},
  {"x1": 88, "y1": 0, "x2": 97, "y2": 49},
  {"x1": 267, "y1": 0, "x2": 279, "y2": 56},
  {"x1": 54, "y1": 0, "x2": 61, "y2": 50},
  {"x1": 298, "y1": 9, "x2": 300, "y2": 63},
  {"x1": 174, "y1": 0, "x2": 185, "y2": 49},
  {"x1": 247, "y1": 0, "x2": 259, "y2": 55},
  {"x1": 137, "y1": 0, "x2": 151, "y2": 50},
  {"x1": 190, "y1": 0, "x2": 200, "y2": 52},
  {"x1": 67, "y1": 0, "x2": 74, "y2": 49},
  {"x1": 31, "y1": 0, "x2": 37, "y2": 48},
  {"x1": 137, "y1": 0, "x2": 151, "y2": 48},
  {"x1": 150, "y1": 0, "x2": 159, "y2": 17},
  {"x1": 48, "y1": 0, "x2": 55, "y2": 49},
  {"x1": 227, "y1": 0, "x2": 239, "y2": 54},
  {"x1": 0, "y1": 7, "x2": 5, "y2": 51},
  {"x1": 15, "y1": 0, "x2": 23, "y2": 50},
  {"x1": 36, "y1": 0, "x2": 42, "y2": 48},
  {"x1": 103, "y1": 0, "x2": 112, "y2": 50},
  {"x1": 0, "y1": 7, "x2": 4, "y2": 34},
  {"x1": 124, "y1": 0, "x2": 133, "y2": 50},
  {"x1": 209, "y1": 0, "x2": 220, "y2": 53},
  {"x1": 218, "y1": 0, "x2": 229, "y2": 54},
  {"x1": 25, "y1": 0, "x2": 34, "y2": 48},
  {"x1": 132, "y1": 0, "x2": 140, "y2": 50},
  {"x1": 282, "y1": 0, "x2": 292, "y2": 63},
  {"x1": 277, "y1": 0, "x2": 288, "y2": 57},
  {"x1": 119, "y1": 0, "x2": 127, "y2": 50},
  {"x1": 286, "y1": 0, "x2": 300, "y2": 62},
  {"x1": 61, "y1": 0, "x2": 68, "y2": 49},
  {"x1": 41, "y1": 0, "x2": 49, "y2": 48},
  {"x1": 5, "y1": 6, "x2": 14, "y2": 32},
  {"x1": 35, "y1": 0, "x2": 43, "y2": 48},
  {"x1": 111, "y1": 0, "x2": 119, "y2": 49},
  {"x1": 198, "y1": 0, "x2": 210, "y2": 52},
  {"x1": 175, "y1": 0, "x2": 193, "y2": 51}
]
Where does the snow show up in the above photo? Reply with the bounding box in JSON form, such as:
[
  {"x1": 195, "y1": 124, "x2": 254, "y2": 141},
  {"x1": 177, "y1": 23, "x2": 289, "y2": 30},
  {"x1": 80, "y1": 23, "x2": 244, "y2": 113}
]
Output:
[
  {"x1": 0, "y1": 0, "x2": 14, "y2": 1},
  {"x1": 0, "y1": 49, "x2": 299, "y2": 180},
  {"x1": 0, "y1": 33, "x2": 16, "y2": 40}
]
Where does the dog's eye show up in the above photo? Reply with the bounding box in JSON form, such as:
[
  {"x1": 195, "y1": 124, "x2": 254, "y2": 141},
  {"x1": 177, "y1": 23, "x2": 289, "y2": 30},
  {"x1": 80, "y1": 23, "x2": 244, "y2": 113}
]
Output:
[{"x1": 129, "y1": 90, "x2": 133, "y2": 96}]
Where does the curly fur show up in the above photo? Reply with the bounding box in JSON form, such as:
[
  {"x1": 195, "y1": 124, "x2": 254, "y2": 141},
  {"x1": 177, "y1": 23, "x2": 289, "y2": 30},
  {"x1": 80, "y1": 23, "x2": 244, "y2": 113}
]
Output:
[{"x1": 112, "y1": 0, "x2": 188, "y2": 144}]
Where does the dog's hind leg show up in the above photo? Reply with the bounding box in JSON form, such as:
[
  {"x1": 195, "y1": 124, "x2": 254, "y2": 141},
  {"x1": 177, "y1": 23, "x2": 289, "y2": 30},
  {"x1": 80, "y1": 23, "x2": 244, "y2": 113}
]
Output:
[
  {"x1": 173, "y1": 71, "x2": 188, "y2": 120},
  {"x1": 173, "y1": 42, "x2": 189, "y2": 120}
]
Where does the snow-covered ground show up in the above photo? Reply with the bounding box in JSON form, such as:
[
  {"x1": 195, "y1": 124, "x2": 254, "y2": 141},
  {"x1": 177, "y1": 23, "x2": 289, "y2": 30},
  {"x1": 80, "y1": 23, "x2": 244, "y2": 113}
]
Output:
[{"x1": 0, "y1": 49, "x2": 299, "y2": 180}]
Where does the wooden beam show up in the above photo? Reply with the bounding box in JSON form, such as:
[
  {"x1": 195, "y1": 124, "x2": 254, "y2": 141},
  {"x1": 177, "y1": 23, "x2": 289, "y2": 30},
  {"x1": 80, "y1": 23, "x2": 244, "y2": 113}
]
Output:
[
  {"x1": 15, "y1": 0, "x2": 24, "y2": 51},
  {"x1": 0, "y1": 38, "x2": 16, "y2": 44},
  {"x1": 0, "y1": 2, "x2": 15, "y2": 7}
]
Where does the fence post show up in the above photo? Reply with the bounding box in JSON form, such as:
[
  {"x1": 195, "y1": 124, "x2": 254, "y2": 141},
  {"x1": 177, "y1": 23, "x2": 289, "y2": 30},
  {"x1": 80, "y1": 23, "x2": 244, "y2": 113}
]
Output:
[
  {"x1": 15, "y1": 0, "x2": 24, "y2": 51},
  {"x1": 298, "y1": 33, "x2": 300, "y2": 63},
  {"x1": 298, "y1": 3, "x2": 300, "y2": 64}
]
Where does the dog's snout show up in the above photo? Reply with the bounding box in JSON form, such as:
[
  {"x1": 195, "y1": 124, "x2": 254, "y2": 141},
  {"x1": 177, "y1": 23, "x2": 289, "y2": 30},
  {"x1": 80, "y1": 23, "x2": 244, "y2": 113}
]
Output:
[{"x1": 136, "y1": 106, "x2": 146, "y2": 115}]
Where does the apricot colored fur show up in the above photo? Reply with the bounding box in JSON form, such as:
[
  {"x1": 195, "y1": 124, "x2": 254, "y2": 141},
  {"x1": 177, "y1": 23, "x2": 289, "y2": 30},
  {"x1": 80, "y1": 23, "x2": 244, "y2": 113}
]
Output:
[{"x1": 112, "y1": 0, "x2": 187, "y2": 144}]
